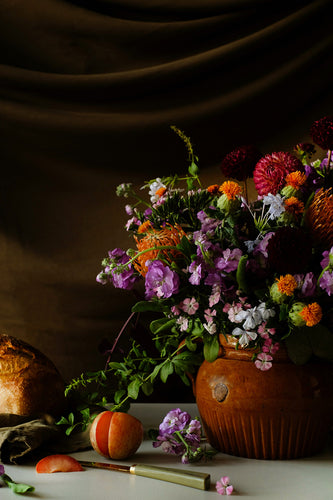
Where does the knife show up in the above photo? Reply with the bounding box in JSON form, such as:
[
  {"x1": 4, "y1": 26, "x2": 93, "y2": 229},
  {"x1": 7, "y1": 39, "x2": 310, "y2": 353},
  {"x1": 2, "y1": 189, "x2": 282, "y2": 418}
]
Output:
[{"x1": 78, "y1": 460, "x2": 210, "y2": 490}]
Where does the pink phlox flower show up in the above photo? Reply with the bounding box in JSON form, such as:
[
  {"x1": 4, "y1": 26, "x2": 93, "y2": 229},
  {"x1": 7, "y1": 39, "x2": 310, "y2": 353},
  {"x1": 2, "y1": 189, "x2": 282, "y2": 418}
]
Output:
[
  {"x1": 179, "y1": 297, "x2": 200, "y2": 315},
  {"x1": 204, "y1": 308, "x2": 217, "y2": 323},
  {"x1": 216, "y1": 476, "x2": 234, "y2": 496},
  {"x1": 177, "y1": 316, "x2": 189, "y2": 332},
  {"x1": 257, "y1": 321, "x2": 276, "y2": 339},
  {"x1": 319, "y1": 270, "x2": 333, "y2": 296},
  {"x1": 232, "y1": 327, "x2": 257, "y2": 347},
  {"x1": 255, "y1": 352, "x2": 273, "y2": 371},
  {"x1": 171, "y1": 305, "x2": 181, "y2": 316},
  {"x1": 224, "y1": 302, "x2": 244, "y2": 323},
  {"x1": 262, "y1": 339, "x2": 280, "y2": 354}
]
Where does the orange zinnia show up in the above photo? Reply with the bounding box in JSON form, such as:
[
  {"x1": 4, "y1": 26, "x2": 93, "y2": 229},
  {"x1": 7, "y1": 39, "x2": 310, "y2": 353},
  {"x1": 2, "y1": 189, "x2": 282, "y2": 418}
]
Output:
[
  {"x1": 134, "y1": 224, "x2": 186, "y2": 276},
  {"x1": 207, "y1": 184, "x2": 220, "y2": 195},
  {"x1": 219, "y1": 181, "x2": 242, "y2": 200},
  {"x1": 285, "y1": 171, "x2": 307, "y2": 190},
  {"x1": 276, "y1": 274, "x2": 297, "y2": 296},
  {"x1": 284, "y1": 197, "x2": 305, "y2": 216},
  {"x1": 299, "y1": 302, "x2": 323, "y2": 327}
]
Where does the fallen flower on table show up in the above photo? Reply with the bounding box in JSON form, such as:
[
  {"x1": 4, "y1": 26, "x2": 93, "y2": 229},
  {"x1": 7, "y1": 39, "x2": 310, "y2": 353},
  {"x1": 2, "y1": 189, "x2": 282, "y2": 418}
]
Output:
[
  {"x1": 151, "y1": 408, "x2": 217, "y2": 463},
  {"x1": 0, "y1": 464, "x2": 35, "y2": 495},
  {"x1": 216, "y1": 476, "x2": 234, "y2": 495}
]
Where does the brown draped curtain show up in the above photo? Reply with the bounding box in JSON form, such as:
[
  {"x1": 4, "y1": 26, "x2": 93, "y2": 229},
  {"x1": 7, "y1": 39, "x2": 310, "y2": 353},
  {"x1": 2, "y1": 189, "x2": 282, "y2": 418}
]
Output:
[{"x1": 0, "y1": 0, "x2": 332, "y2": 393}]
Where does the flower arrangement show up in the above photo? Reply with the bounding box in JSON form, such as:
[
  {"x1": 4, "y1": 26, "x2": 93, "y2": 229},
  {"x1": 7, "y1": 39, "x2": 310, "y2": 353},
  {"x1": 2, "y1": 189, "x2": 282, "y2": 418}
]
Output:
[{"x1": 65, "y1": 118, "x2": 333, "y2": 427}]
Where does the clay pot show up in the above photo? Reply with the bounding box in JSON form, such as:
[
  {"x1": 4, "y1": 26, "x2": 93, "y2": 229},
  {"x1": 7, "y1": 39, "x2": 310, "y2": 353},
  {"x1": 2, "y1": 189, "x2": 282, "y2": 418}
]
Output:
[{"x1": 193, "y1": 335, "x2": 333, "y2": 459}]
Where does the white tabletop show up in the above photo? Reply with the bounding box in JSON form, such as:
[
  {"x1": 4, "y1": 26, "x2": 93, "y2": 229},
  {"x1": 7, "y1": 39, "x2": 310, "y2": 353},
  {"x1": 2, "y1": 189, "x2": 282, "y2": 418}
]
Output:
[{"x1": 1, "y1": 403, "x2": 332, "y2": 500}]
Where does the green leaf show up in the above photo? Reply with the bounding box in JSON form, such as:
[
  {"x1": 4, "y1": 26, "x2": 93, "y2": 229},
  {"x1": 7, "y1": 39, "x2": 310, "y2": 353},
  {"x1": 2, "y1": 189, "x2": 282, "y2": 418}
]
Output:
[
  {"x1": 285, "y1": 327, "x2": 313, "y2": 365},
  {"x1": 132, "y1": 301, "x2": 165, "y2": 313},
  {"x1": 236, "y1": 255, "x2": 249, "y2": 293},
  {"x1": 203, "y1": 336, "x2": 220, "y2": 362},
  {"x1": 309, "y1": 324, "x2": 333, "y2": 362},
  {"x1": 185, "y1": 337, "x2": 197, "y2": 352},
  {"x1": 176, "y1": 235, "x2": 195, "y2": 257},
  {"x1": 286, "y1": 324, "x2": 333, "y2": 365},
  {"x1": 127, "y1": 379, "x2": 141, "y2": 399},
  {"x1": 142, "y1": 381, "x2": 154, "y2": 396},
  {"x1": 188, "y1": 161, "x2": 199, "y2": 176},
  {"x1": 150, "y1": 318, "x2": 175, "y2": 334},
  {"x1": 160, "y1": 361, "x2": 174, "y2": 383},
  {"x1": 114, "y1": 389, "x2": 126, "y2": 404},
  {"x1": 1, "y1": 474, "x2": 35, "y2": 494},
  {"x1": 150, "y1": 363, "x2": 162, "y2": 382}
]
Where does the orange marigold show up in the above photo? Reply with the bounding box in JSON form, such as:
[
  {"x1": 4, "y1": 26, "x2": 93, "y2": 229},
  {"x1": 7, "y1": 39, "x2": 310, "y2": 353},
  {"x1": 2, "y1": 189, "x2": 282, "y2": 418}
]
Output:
[
  {"x1": 276, "y1": 274, "x2": 298, "y2": 296},
  {"x1": 284, "y1": 197, "x2": 305, "y2": 216},
  {"x1": 299, "y1": 302, "x2": 323, "y2": 327},
  {"x1": 219, "y1": 181, "x2": 242, "y2": 200},
  {"x1": 134, "y1": 224, "x2": 186, "y2": 276},
  {"x1": 207, "y1": 184, "x2": 220, "y2": 195},
  {"x1": 285, "y1": 171, "x2": 307, "y2": 189}
]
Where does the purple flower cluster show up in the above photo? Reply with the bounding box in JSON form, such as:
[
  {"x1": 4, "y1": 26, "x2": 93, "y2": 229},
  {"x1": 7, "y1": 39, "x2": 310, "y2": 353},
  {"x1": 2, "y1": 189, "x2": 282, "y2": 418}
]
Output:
[
  {"x1": 96, "y1": 248, "x2": 139, "y2": 290},
  {"x1": 152, "y1": 408, "x2": 205, "y2": 464}
]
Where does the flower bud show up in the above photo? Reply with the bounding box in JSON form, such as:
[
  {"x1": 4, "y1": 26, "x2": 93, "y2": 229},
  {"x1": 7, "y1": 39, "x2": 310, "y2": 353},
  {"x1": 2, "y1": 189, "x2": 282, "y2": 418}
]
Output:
[
  {"x1": 281, "y1": 185, "x2": 298, "y2": 198},
  {"x1": 217, "y1": 194, "x2": 240, "y2": 214},
  {"x1": 270, "y1": 282, "x2": 287, "y2": 303},
  {"x1": 288, "y1": 302, "x2": 307, "y2": 326}
]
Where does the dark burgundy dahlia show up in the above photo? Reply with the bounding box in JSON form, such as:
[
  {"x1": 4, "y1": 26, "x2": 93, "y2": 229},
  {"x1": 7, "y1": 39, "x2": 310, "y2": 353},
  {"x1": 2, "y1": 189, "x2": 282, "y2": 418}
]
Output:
[
  {"x1": 266, "y1": 227, "x2": 312, "y2": 275},
  {"x1": 310, "y1": 116, "x2": 333, "y2": 150},
  {"x1": 253, "y1": 152, "x2": 303, "y2": 196},
  {"x1": 220, "y1": 145, "x2": 261, "y2": 181}
]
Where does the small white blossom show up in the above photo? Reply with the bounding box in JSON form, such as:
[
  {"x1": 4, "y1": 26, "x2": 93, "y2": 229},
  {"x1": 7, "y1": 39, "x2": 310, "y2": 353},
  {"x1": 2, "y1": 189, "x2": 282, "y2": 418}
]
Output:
[
  {"x1": 232, "y1": 327, "x2": 257, "y2": 347},
  {"x1": 263, "y1": 193, "x2": 285, "y2": 220},
  {"x1": 146, "y1": 178, "x2": 167, "y2": 203},
  {"x1": 203, "y1": 322, "x2": 217, "y2": 335}
]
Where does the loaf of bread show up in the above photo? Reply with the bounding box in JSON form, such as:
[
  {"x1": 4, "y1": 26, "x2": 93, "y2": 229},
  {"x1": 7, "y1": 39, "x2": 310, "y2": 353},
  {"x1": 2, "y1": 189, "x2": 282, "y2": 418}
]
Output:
[{"x1": 0, "y1": 333, "x2": 66, "y2": 417}]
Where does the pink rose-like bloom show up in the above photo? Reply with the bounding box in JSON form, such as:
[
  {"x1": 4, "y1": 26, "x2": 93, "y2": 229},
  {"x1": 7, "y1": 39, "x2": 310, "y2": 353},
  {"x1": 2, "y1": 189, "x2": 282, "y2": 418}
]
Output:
[
  {"x1": 216, "y1": 476, "x2": 234, "y2": 496},
  {"x1": 253, "y1": 152, "x2": 302, "y2": 196},
  {"x1": 180, "y1": 297, "x2": 200, "y2": 315},
  {"x1": 255, "y1": 352, "x2": 273, "y2": 371}
]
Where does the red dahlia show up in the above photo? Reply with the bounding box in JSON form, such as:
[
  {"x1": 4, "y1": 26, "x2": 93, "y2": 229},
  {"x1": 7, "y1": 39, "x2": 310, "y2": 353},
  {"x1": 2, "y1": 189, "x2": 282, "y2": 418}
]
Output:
[
  {"x1": 220, "y1": 145, "x2": 261, "y2": 181},
  {"x1": 253, "y1": 152, "x2": 303, "y2": 196},
  {"x1": 310, "y1": 116, "x2": 333, "y2": 150}
]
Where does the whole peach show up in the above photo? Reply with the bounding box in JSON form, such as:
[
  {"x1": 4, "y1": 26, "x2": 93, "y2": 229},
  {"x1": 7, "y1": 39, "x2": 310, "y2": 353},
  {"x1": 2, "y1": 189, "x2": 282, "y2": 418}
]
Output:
[{"x1": 90, "y1": 410, "x2": 143, "y2": 460}]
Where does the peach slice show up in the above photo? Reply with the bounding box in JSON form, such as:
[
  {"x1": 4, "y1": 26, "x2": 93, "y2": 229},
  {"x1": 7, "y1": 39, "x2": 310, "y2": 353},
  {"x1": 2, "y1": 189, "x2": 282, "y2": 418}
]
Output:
[{"x1": 36, "y1": 454, "x2": 84, "y2": 473}]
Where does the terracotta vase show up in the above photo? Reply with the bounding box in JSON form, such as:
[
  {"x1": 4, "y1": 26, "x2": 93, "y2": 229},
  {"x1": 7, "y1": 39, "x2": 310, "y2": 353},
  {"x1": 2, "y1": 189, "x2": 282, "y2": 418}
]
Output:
[{"x1": 193, "y1": 335, "x2": 333, "y2": 459}]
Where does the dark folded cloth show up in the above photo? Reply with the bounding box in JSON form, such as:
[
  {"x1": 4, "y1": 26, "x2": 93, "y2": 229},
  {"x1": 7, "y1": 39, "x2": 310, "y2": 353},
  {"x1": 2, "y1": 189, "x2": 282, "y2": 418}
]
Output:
[{"x1": 0, "y1": 414, "x2": 90, "y2": 464}]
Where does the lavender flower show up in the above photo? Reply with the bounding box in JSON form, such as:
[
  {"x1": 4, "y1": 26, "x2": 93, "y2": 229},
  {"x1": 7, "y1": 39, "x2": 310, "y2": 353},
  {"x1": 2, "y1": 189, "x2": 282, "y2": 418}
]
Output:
[
  {"x1": 152, "y1": 408, "x2": 216, "y2": 463},
  {"x1": 145, "y1": 260, "x2": 180, "y2": 299},
  {"x1": 319, "y1": 270, "x2": 333, "y2": 296}
]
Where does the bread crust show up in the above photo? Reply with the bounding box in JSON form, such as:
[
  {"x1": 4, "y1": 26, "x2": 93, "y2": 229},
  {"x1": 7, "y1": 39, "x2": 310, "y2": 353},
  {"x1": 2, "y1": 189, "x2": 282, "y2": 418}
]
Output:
[{"x1": 0, "y1": 333, "x2": 66, "y2": 416}]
